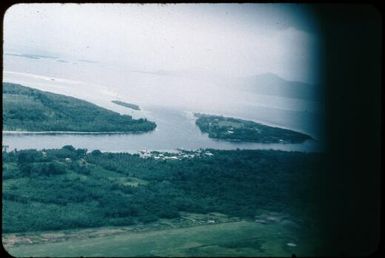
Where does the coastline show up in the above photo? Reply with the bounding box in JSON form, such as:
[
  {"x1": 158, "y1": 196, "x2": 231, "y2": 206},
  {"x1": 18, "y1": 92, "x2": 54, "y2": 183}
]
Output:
[{"x1": 2, "y1": 130, "x2": 153, "y2": 135}]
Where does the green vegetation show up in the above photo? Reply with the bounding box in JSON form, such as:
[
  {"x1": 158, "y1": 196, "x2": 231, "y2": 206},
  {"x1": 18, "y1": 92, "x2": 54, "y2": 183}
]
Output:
[
  {"x1": 3, "y1": 83, "x2": 156, "y2": 132},
  {"x1": 195, "y1": 113, "x2": 312, "y2": 143},
  {"x1": 2, "y1": 147, "x2": 324, "y2": 256},
  {"x1": 4, "y1": 219, "x2": 319, "y2": 257},
  {"x1": 3, "y1": 147, "x2": 322, "y2": 234},
  {"x1": 112, "y1": 100, "x2": 140, "y2": 110}
]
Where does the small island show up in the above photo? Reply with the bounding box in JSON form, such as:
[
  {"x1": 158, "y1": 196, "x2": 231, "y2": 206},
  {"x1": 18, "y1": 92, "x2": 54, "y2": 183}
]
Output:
[
  {"x1": 112, "y1": 100, "x2": 140, "y2": 111},
  {"x1": 3, "y1": 83, "x2": 156, "y2": 133},
  {"x1": 195, "y1": 113, "x2": 312, "y2": 144}
]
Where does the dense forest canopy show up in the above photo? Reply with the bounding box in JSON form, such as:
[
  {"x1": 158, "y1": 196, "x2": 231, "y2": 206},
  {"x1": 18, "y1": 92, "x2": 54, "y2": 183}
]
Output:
[
  {"x1": 2, "y1": 83, "x2": 156, "y2": 132},
  {"x1": 195, "y1": 113, "x2": 312, "y2": 144},
  {"x1": 3, "y1": 147, "x2": 323, "y2": 233}
]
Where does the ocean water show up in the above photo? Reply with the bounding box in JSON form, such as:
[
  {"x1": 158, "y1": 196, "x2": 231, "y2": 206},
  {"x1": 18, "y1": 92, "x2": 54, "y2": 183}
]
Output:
[{"x1": 2, "y1": 54, "x2": 324, "y2": 152}]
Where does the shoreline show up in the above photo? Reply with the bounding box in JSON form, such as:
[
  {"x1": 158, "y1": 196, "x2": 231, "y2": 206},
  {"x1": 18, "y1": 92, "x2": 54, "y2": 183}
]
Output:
[
  {"x1": 186, "y1": 110, "x2": 317, "y2": 140},
  {"x1": 2, "y1": 130, "x2": 153, "y2": 135}
]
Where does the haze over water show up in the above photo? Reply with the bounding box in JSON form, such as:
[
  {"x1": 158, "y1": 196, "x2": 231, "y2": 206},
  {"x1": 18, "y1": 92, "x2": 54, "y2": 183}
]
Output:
[{"x1": 3, "y1": 4, "x2": 324, "y2": 151}]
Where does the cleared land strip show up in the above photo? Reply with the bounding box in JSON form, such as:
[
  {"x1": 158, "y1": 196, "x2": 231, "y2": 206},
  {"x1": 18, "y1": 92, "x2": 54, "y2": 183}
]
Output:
[{"x1": 3, "y1": 214, "x2": 310, "y2": 257}]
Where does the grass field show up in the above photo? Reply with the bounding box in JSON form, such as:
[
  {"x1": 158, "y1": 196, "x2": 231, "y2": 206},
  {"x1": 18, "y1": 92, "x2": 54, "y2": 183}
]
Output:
[{"x1": 3, "y1": 213, "x2": 320, "y2": 257}]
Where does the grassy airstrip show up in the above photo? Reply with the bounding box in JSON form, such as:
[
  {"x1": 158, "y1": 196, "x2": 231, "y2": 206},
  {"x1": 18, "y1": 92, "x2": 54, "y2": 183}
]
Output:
[{"x1": 4, "y1": 216, "x2": 318, "y2": 257}]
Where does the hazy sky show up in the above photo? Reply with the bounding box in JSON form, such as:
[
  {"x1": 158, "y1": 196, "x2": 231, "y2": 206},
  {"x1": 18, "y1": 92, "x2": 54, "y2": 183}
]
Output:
[{"x1": 4, "y1": 3, "x2": 320, "y2": 83}]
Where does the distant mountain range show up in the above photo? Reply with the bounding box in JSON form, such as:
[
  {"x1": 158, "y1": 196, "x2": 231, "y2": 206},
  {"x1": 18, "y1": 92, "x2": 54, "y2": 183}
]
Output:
[
  {"x1": 142, "y1": 70, "x2": 320, "y2": 101},
  {"x1": 234, "y1": 73, "x2": 320, "y2": 101}
]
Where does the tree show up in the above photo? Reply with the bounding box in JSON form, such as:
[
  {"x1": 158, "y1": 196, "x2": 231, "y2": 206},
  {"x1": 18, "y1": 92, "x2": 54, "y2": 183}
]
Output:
[
  {"x1": 17, "y1": 149, "x2": 42, "y2": 164},
  {"x1": 62, "y1": 145, "x2": 76, "y2": 152},
  {"x1": 91, "y1": 149, "x2": 102, "y2": 156}
]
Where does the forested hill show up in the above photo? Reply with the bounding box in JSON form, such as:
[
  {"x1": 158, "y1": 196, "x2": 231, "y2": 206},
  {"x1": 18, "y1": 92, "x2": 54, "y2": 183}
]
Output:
[{"x1": 3, "y1": 83, "x2": 156, "y2": 132}]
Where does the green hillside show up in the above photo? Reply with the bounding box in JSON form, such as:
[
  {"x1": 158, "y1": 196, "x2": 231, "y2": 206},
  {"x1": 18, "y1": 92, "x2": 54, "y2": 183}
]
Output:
[{"x1": 2, "y1": 83, "x2": 156, "y2": 132}]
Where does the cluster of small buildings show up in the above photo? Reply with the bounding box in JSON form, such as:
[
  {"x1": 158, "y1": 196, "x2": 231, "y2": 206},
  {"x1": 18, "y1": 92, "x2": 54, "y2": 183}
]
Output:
[{"x1": 138, "y1": 149, "x2": 214, "y2": 160}]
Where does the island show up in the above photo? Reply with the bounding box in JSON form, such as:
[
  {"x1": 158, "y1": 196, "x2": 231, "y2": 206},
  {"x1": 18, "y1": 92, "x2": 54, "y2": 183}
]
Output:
[
  {"x1": 112, "y1": 100, "x2": 140, "y2": 110},
  {"x1": 195, "y1": 113, "x2": 312, "y2": 144},
  {"x1": 3, "y1": 83, "x2": 156, "y2": 132}
]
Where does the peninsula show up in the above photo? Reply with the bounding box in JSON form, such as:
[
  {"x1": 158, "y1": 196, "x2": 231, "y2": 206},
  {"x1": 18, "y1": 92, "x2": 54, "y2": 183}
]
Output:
[
  {"x1": 3, "y1": 83, "x2": 156, "y2": 132},
  {"x1": 195, "y1": 113, "x2": 312, "y2": 144}
]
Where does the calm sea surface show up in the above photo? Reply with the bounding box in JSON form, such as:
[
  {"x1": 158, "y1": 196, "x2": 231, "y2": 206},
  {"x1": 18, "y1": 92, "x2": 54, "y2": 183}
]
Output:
[{"x1": 2, "y1": 54, "x2": 324, "y2": 153}]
